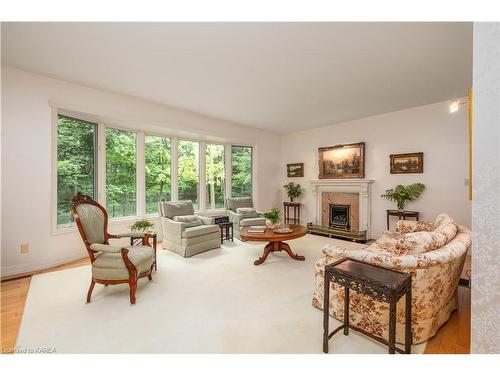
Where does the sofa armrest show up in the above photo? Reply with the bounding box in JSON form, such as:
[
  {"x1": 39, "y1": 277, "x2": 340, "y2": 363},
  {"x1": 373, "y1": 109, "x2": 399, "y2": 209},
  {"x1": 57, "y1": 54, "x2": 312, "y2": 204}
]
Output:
[
  {"x1": 228, "y1": 210, "x2": 243, "y2": 226},
  {"x1": 89, "y1": 243, "x2": 123, "y2": 253},
  {"x1": 160, "y1": 217, "x2": 186, "y2": 244},
  {"x1": 256, "y1": 211, "x2": 265, "y2": 217},
  {"x1": 197, "y1": 215, "x2": 215, "y2": 225}
]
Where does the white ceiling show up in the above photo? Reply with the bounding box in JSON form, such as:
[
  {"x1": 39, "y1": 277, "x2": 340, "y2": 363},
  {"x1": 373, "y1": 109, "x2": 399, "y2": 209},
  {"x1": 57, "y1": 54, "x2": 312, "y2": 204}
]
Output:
[{"x1": 1, "y1": 22, "x2": 472, "y2": 133}]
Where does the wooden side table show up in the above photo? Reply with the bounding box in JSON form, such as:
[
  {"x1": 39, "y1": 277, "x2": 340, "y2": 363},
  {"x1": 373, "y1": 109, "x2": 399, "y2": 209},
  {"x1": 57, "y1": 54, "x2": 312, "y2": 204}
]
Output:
[
  {"x1": 323, "y1": 258, "x2": 412, "y2": 354},
  {"x1": 386, "y1": 210, "x2": 419, "y2": 230},
  {"x1": 218, "y1": 222, "x2": 233, "y2": 244},
  {"x1": 130, "y1": 232, "x2": 157, "y2": 270},
  {"x1": 283, "y1": 202, "x2": 301, "y2": 225}
]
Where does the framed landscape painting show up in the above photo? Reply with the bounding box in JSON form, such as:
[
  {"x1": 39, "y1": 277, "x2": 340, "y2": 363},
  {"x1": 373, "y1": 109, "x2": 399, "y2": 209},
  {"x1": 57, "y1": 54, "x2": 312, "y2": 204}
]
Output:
[
  {"x1": 287, "y1": 163, "x2": 304, "y2": 177},
  {"x1": 390, "y1": 152, "x2": 424, "y2": 174},
  {"x1": 318, "y1": 142, "x2": 365, "y2": 179}
]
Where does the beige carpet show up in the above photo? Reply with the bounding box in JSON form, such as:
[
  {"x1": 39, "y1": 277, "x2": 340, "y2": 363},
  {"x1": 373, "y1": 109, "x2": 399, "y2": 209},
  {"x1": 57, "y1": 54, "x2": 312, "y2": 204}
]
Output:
[{"x1": 16, "y1": 234, "x2": 426, "y2": 354}]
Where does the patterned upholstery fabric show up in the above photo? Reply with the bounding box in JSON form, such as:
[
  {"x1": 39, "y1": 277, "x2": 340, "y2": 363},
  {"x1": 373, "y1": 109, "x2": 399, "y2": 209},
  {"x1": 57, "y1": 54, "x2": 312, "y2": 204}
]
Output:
[
  {"x1": 76, "y1": 204, "x2": 105, "y2": 244},
  {"x1": 158, "y1": 200, "x2": 195, "y2": 219},
  {"x1": 395, "y1": 220, "x2": 433, "y2": 234},
  {"x1": 312, "y1": 214, "x2": 471, "y2": 344},
  {"x1": 226, "y1": 197, "x2": 253, "y2": 211}
]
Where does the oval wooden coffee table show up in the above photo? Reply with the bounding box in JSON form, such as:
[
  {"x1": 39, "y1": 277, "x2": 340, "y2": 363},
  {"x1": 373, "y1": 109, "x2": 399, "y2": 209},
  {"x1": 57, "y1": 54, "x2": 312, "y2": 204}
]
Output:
[{"x1": 240, "y1": 224, "x2": 307, "y2": 265}]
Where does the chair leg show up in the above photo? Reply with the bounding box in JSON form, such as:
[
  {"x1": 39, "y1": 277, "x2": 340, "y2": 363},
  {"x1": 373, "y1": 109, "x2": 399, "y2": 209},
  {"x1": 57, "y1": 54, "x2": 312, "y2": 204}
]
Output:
[
  {"x1": 148, "y1": 264, "x2": 153, "y2": 281},
  {"x1": 86, "y1": 279, "x2": 95, "y2": 303},
  {"x1": 129, "y1": 279, "x2": 137, "y2": 305}
]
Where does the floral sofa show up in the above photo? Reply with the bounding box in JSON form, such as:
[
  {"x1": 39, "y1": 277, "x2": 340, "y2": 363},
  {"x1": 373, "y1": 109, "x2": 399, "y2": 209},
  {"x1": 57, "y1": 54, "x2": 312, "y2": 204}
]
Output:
[{"x1": 312, "y1": 213, "x2": 471, "y2": 344}]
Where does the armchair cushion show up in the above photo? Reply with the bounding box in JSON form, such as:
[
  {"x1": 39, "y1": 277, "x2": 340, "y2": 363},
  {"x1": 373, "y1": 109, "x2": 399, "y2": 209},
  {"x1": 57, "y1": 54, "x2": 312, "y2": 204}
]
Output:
[
  {"x1": 159, "y1": 200, "x2": 195, "y2": 219},
  {"x1": 173, "y1": 215, "x2": 203, "y2": 228},
  {"x1": 89, "y1": 243, "x2": 122, "y2": 253},
  {"x1": 75, "y1": 203, "x2": 105, "y2": 244},
  {"x1": 92, "y1": 246, "x2": 154, "y2": 280},
  {"x1": 182, "y1": 224, "x2": 219, "y2": 239},
  {"x1": 240, "y1": 217, "x2": 267, "y2": 227},
  {"x1": 226, "y1": 197, "x2": 253, "y2": 211},
  {"x1": 236, "y1": 207, "x2": 258, "y2": 218}
]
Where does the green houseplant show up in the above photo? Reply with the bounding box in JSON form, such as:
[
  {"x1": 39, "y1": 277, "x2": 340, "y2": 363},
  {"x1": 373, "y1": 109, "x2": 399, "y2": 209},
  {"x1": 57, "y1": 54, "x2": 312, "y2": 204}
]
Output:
[
  {"x1": 283, "y1": 182, "x2": 302, "y2": 202},
  {"x1": 263, "y1": 208, "x2": 282, "y2": 229},
  {"x1": 381, "y1": 183, "x2": 426, "y2": 211},
  {"x1": 130, "y1": 219, "x2": 155, "y2": 233}
]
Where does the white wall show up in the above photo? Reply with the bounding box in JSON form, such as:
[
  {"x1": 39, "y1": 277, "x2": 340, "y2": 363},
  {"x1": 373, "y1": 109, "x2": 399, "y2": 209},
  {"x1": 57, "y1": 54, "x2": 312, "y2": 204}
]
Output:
[
  {"x1": 281, "y1": 100, "x2": 471, "y2": 238},
  {"x1": 471, "y1": 22, "x2": 500, "y2": 354},
  {"x1": 1, "y1": 67, "x2": 282, "y2": 276}
]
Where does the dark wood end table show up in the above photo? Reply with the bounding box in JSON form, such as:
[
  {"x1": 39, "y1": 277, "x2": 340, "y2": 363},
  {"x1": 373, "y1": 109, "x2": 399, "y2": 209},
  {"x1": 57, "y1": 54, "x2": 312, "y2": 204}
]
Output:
[
  {"x1": 130, "y1": 232, "x2": 157, "y2": 270},
  {"x1": 218, "y1": 222, "x2": 233, "y2": 244},
  {"x1": 323, "y1": 258, "x2": 412, "y2": 354},
  {"x1": 283, "y1": 202, "x2": 301, "y2": 225},
  {"x1": 386, "y1": 210, "x2": 419, "y2": 230}
]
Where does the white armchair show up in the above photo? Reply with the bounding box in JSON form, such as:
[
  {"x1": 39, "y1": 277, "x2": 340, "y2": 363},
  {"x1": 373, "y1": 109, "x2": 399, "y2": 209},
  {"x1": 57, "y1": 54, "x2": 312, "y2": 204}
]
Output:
[
  {"x1": 226, "y1": 197, "x2": 266, "y2": 239},
  {"x1": 158, "y1": 200, "x2": 221, "y2": 257}
]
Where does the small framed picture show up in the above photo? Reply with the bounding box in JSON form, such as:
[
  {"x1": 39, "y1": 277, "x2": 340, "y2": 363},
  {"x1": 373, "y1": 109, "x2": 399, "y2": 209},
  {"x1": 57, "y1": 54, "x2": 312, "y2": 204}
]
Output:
[
  {"x1": 390, "y1": 152, "x2": 424, "y2": 174},
  {"x1": 287, "y1": 163, "x2": 304, "y2": 177}
]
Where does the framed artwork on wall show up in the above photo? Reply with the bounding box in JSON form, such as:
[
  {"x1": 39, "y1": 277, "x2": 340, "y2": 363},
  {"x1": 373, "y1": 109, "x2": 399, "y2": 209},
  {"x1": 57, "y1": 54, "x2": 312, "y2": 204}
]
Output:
[
  {"x1": 287, "y1": 163, "x2": 304, "y2": 177},
  {"x1": 318, "y1": 142, "x2": 365, "y2": 179},
  {"x1": 389, "y1": 152, "x2": 424, "y2": 174}
]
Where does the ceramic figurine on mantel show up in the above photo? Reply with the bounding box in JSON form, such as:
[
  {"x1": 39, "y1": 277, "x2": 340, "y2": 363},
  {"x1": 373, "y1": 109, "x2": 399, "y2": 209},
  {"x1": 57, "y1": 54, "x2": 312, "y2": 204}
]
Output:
[{"x1": 283, "y1": 182, "x2": 302, "y2": 202}]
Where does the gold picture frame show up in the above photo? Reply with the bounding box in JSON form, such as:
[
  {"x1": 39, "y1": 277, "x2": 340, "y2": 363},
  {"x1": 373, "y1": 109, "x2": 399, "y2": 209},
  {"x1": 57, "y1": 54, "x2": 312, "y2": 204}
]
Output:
[{"x1": 318, "y1": 142, "x2": 365, "y2": 179}]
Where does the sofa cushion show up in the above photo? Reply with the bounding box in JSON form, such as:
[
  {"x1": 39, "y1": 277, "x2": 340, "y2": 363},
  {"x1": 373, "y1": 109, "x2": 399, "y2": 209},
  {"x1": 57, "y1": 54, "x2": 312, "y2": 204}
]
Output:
[
  {"x1": 173, "y1": 215, "x2": 202, "y2": 228},
  {"x1": 240, "y1": 217, "x2": 266, "y2": 227},
  {"x1": 236, "y1": 207, "x2": 258, "y2": 218},
  {"x1": 227, "y1": 197, "x2": 253, "y2": 211},
  {"x1": 182, "y1": 224, "x2": 219, "y2": 238},
  {"x1": 159, "y1": 200, "x2": 195, "y2": 218},
  {"x1": 395, "y1": 220, "x2": 433, "y2": 234},
  {"x1": 433, "y1": 214, "x2": 458, "y2": 242}
]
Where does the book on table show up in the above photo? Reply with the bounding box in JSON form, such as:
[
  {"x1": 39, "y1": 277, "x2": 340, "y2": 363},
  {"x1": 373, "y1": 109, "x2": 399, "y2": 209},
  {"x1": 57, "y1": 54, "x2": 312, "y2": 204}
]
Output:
[{"x1": 247, "y1": 225, "x2": 266, "y2": 233}]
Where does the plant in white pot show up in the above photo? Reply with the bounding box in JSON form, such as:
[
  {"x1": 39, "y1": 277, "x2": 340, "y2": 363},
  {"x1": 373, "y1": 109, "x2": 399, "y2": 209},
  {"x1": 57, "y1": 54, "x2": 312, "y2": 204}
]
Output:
[
  {"x1": 130, "y1": 219, "x2": 155, "y2": 234},
  {"x1": 263, "y1": 208, "x2": 282, "y2": 229}
]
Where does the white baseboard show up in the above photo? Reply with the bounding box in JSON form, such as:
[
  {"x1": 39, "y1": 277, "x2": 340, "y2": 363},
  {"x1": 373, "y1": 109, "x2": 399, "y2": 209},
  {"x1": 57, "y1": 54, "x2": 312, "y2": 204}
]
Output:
[{"x1": 1, "y1": 252, "x2": 87, "y2": 278}]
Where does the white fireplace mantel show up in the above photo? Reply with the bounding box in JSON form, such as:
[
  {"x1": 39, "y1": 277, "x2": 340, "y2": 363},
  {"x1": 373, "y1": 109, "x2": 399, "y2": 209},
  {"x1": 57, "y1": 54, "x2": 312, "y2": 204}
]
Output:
[{"x1": 307, "y1": 179, "x2": 374, "y2": 238}]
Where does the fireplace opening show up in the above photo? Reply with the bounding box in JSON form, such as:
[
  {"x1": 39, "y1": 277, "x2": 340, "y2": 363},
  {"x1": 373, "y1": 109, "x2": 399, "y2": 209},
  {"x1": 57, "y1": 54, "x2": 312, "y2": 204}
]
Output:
[{"x1": 329, "y1": 204, "x2": 351, "y2": 230}]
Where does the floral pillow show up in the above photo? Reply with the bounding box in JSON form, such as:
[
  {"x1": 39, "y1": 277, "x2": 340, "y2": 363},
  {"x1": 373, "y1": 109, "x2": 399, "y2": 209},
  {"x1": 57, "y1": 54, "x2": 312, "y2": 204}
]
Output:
[
  {"x1": 395, "y1": 220, "x2": 433, "y2": 234},
  {"x1": 433, "y1": 214, "x2": 458, "y2": 242}
]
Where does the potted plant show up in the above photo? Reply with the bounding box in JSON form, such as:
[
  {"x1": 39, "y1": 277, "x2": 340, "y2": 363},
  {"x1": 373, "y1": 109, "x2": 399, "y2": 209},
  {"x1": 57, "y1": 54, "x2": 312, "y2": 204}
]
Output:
[
  {"x1": 263, "y1": 208, "x2": 282, "y2": 229},
  {"x1": 130, "y1": 219, "x2": 155, "y2": 233},
  {"x1": 381, "y1": 183, "x2": 426, "y2": 211},
  {"x1": 283, "y1": 182, "x2": 302, "y2": 202}
]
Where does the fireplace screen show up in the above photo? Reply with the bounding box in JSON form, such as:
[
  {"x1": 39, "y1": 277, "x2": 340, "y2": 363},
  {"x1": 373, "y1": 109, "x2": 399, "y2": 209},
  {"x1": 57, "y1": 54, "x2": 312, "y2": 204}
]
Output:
[{"x1": 329, "y1": 204, "x2": 351, "y2": 230}]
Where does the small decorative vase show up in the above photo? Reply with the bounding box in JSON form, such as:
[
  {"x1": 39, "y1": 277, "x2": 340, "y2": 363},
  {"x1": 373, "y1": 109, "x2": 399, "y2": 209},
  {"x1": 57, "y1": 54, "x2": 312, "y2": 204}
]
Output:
[{"x1": 266, "y1": 220, "x2": 277, "y2": 229}]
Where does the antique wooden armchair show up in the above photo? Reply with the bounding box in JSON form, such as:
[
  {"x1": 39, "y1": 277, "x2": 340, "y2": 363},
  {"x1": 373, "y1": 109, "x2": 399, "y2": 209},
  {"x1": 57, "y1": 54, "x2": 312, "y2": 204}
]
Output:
[{"x1": 71, "y1": 193, "x2": 154, "y2": 304}]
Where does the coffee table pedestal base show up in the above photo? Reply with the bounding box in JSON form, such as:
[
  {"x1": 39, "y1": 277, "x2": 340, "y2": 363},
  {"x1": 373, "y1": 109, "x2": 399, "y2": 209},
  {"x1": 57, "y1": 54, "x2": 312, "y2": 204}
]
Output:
[{"x1": 254, "y1": 241, "x2": 305, "y2": 266}]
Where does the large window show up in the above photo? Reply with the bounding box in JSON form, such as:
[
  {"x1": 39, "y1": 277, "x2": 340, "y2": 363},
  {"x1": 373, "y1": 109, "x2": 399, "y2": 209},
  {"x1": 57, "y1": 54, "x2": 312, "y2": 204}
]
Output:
[
  {"x1": 231, "y1": 145, "x2": 252, "y2": 198},
  {"x1": 145, "y1": 135, "x2": 171, "y2": 214},
  {"x1": 206, "y1": 144, "x2": 225, "y2": 209},
  {"x1": 178, "y1": 140, "x2": 199, "y2": 209},
  {"x1": 56, "y1": 115, "x2": 97, "y2": 225},
  {"x1": 105, "y1": 128, "x2": 137, "y2": 218}
]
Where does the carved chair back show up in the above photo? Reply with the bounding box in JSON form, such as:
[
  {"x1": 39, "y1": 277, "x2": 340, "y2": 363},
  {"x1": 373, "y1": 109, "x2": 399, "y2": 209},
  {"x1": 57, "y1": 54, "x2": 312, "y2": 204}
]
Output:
[{"x1": 71, "y1": 193, "x2": 111, "y2": 262}]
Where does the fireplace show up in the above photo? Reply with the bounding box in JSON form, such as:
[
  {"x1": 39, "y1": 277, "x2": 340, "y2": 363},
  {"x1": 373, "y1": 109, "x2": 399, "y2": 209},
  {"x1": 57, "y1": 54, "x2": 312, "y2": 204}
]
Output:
[{"x1": 329, "y1": 204, "x2": 351, "y2": 230}]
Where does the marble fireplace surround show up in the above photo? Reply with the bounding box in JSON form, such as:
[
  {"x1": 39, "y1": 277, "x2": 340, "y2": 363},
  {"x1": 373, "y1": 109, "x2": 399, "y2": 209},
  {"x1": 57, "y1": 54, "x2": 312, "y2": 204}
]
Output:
[{"x1": 308, "y1": 179, "x2": 374, "y2": 238}]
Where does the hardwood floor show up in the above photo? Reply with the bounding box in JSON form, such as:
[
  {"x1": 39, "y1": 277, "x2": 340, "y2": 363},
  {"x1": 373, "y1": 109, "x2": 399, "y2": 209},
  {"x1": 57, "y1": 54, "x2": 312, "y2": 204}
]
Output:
[{"x1": 1, "y1": 256, "x2": 471, "y2": 354}]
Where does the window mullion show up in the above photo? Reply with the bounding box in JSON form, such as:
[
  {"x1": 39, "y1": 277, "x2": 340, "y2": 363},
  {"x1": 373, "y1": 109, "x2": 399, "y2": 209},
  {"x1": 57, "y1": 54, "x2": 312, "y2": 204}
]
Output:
[
  {"x1": 171, "y1": 137, "x2": 179, "y2": 201},
  {"x1": 97, "y1": 123, "x2": 105, "y2": 206},
  {"x1": 137, "y1": 131, "x2": 145, "y2": 217},
  {"x1": 225, "y1": 144, "x2": 232, "y2": 202},
  {"x1": 199, "y1": 141, "x2": 206, "y2": 211}
]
